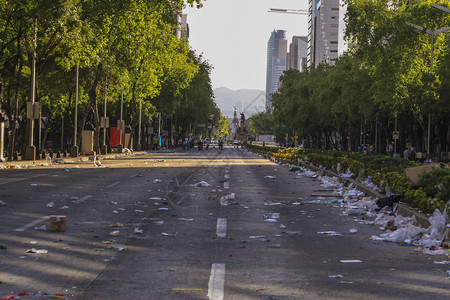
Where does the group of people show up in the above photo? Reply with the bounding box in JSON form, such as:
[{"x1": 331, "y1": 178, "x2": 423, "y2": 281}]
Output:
[
  {"x1": 183, "y1": 138, "x2": 224, "y2": 151},
  {"x1": 387, "y1": 142, "x2": 432, "y2": 163},
  {"x1": 402, "y1": 145, "x2": 432, "y2": 163},
  {"x1": 358, "y1": 144, "x2": 374, "y2": 155}
]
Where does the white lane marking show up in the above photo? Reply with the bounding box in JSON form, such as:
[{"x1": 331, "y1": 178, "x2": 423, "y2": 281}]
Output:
[
  {"x1": 106, "y1": 181, "x2": 121, "y2": 188},
  {"x1": 15, "y1": 216, "x2": 49, "y2": 232},
  {"x1": 72, "y1": 194, "x2": 93, "y2": 204},
  {"x1": 216, "y1": 218, "x2": 227, "y2": 238},
  {"x1": 223, "y1": 182, "x2": 229, "y2": 189},
  {"x1": 0, "y1": 173, "x2": 48, "y2": 185},
  {"x1": 224, "y1": 174, "x2": 230, "y2": 179},
  {"x1": 207, "y1": 263, "x2": 226, "y2": 300}
]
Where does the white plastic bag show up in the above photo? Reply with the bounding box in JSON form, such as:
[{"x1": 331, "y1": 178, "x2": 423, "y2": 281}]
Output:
[
  {"x1": 428, "y1": 209, "x2": 448, "y2": 241},
  {"x1": 377, "y1": 223, "x2": 426, "y2": 243}
]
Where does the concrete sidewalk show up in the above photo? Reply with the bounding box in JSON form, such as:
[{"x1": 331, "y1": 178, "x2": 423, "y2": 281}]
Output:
[{"x1": 0, "y1": 150, "x2": 149, "y2": 168}]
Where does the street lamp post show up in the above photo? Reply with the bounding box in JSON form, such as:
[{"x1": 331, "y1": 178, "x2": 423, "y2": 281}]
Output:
[
  {"x1": 407, "y1": 21, "x2": 450, "y2": 155},
  {"x1": 71, "y1": 64, "x2": 79, "y2": 157}
]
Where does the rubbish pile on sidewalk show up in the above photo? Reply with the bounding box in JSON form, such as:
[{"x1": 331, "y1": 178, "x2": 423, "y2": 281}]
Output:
[{"x1": 292, "y1": 165, "x2": 449, "y2": 257}]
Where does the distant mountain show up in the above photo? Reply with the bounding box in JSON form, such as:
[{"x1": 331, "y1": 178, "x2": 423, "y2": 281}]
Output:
[{"x1": 213, "y1": 87, "x2": 266, "y2": 118}]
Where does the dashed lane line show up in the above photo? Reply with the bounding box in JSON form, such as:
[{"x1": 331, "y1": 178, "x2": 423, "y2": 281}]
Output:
[
  {"x1": 15, "y1": 216, "x2": 49, "y2": 232},
  {"x1": 216, "y1": 218, "x2": 227, "y2": 238},
  {"x1": 0, "y1": 173, "x2": 48, "y2": 185},
  {"x1": 106, "y1": 181, "x2": 121, "y2": 188},
  {"x1": 207, "y1": 263, "x2": 226, "y2": 300}
]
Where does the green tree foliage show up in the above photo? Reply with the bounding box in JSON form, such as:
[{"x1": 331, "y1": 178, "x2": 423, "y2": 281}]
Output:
[
  {"x1": 0, "y1": 0, "x2": 210, "y2": 155},
  {"x1": 248, "y1": 111, "x2": 274, "y2": 136},
  {"x1": 272, "y1": 0, "x2": 450, "y2": 154}
]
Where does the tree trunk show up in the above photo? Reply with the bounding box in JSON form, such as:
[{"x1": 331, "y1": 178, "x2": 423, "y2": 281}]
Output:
[
  {"x1": 9, "y1": 36, "x2": 23, "y2": 160},
  {"x1": 79, "y1": 64, "x2": 102, "y2": 149}
]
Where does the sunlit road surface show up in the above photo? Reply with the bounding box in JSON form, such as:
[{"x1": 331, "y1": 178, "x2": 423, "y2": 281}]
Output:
[{"x1": 0, "y1": 146, "x2": 449, "y2": 300}]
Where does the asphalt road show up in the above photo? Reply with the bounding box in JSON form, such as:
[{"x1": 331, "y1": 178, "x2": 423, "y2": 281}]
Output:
[{"x1": 0, "y1": 146, "x2": 449, "y2": 300}]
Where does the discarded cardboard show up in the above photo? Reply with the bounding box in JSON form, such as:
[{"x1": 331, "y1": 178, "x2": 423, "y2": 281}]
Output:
[
  {"x1": 50, "y1": 215, "x2": 66, "y2": 232},
  {"x1": 405, "y1": 163, "x2": 440, "y2": 185}
]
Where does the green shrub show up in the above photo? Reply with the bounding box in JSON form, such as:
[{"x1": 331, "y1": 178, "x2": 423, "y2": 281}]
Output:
[{"x1": 418, "y1": 168, "x2": 450, "y2": 202}]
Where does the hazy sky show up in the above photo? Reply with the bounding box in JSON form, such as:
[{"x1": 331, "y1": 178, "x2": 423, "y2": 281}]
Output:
[{"x1": 185, "y1": 0, "x2": 309, "y2": 91}]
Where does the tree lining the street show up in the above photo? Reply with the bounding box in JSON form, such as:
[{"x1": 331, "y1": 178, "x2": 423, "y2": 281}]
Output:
[
  {"x1": 0, "y1": 0, "x2": 224, "y2": 157},
  {"x1": 269, "y1": 0, "x2": 450, "y2": 155}
]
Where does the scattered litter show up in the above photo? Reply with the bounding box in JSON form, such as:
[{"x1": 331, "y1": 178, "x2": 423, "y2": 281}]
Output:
[
  {"x1": 372, "y1": 223, "x2": 426, "y2": 243},
  {"x1": 149, "y1": 197, "x2": 162, "y2": 200},
  {"x1": 177, "y1": 218, "x2": 195, "y2": 221},
  {"x1": 281, "y1": 231, "x2": 302, "y2": 235},
  {"x1": 112, "y1": 210, "x2": 119, "y2": 214},
  {"x1": 433, "y1": 261, "x2": 450, "y2": 265},
  {"x1": 329, "y1": 274, "x2": 344, "y2": 278},
  {"x1": 59, "y1": 206, "x2": 69, "y2": 209},
  {"x1": 339, "y1": 281, "x2": 353, "y2": 284},
  {"x1": 30, "y1": 184, "x2": 37, "y2": 187},
  {"x1": 271, "y1": 213, "x2": 280, "y2": 219},
  {"x1": 0, "y1": 200, "x2": 7, "y2": 207},
  {"x1": 220, "y1": 193, "x2": 235, "y2": 205},
  {"x1": 249, "y1": 235, "x2": 268, "y2": 239},
  {"x1": 161, "y1": 232, "x2": 176, "y2": 237},
  {"x1": 46, "y1": 202, "x2": 55, "y2": 208},
  {"x1": 340, "y1": 260, "x2": 362, "y2": 263},
  {"x1": 25, "y1": 248, "x2": 48, "y2": 254},
  {"x1": 265, "y1": 201, "x2": 282, "y2": 206},
  {"x1": 109, "y1": 223, "x2": 123, "y2": 227},
  {"x1": 0, "y1": 244, "x2": 7, "y2": 249},
  {"x1": 109, "y1": 231, "x2": 120, "y2": 236},
  {"x1": 289, "y1": 166, "x2": 301, "y2": 172},
  {"x1": 193, "y1": 181, "x2": 210, "y2": 187},
  {"x1": 318, "y1": 231, "x2": 342, "y2": 236},
  {"x1": 153, "y1": 179, "x2": 163, "y2": 184},
  {"x1": 153, "y1": 221, "x2": 164, "y2": 225},
  {"x1": 349, "y1": 229, "x2": 358, "y2": 234},
  {"x1": 265, "y1": 219, "x2": 278, "y2": 223},
  {"x1": 134, "y1": 227, "x2": 144, "y2": 234},
  {"x1": 264, "y1": 175, "x2": 276, "y2": 179},
  {"x1": 35, "y1": 225, "x2": 47, "y2": 231},
  {"x1": 158, "y1": 207, "x2": 169, "y2": 211},
  {"x1": 134, "y1": 209, "x2": 145, "y2": 213},
  {"x1": 375, "y1": 194, "x2": 404, "y2": 210}
]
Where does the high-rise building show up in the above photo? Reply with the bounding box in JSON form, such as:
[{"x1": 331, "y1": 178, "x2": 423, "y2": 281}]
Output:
[
  {"x1": 174, "y1": 12, "x2": 189, "y2": 39},
  {"x1": 287, "y1": 36, "x2": 308, "y2": 71},
  {"x1": 307, "y1": 0, "x2": 347, "y2": 67},
  {"x1": 298, "y1": 37, "x2": 308, "y2": 72},
  {"x1": 266, "y1": 30, "x2": 287, "y2": 110}
]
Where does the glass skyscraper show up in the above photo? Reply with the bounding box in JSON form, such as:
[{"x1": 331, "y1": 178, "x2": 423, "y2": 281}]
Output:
[{"x1": 266, "y1": 30, "x2": 287, "y2": 110}]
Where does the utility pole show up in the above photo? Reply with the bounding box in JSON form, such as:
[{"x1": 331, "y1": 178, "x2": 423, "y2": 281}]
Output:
[
  {"x1": 71, "y1": 64, "x2": 79, "y2": 157},
  {"x1": 25, "y1": 21, "x2": 38, "y2": 161},
  {"x1": 138, "y1": 99, "x2": 142, "y2": 150},
  {"x1": 100, "y1": 77, "x2": 108, "y2": 155},
  {"x1": 407, "y1": 21, "x2": 450, "y2": 155},
  {"x1": 117, "y1": 92, "x2": 124, "y2": 153}
]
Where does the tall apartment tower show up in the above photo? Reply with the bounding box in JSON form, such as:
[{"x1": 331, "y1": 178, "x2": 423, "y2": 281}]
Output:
[
  {"x1": 174, "y1": 12, "x2": 189, "y2": 39},
  {"x1": 266, "y1": 30, "x2": 287, "y2": 110},
  {"x1": 307, "y1": 0, "x2": 347, "y2": 67}
]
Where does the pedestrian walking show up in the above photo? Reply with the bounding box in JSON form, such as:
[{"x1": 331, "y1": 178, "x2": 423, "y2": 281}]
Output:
[
  {"x1": 410, "y1": 145, "x2": 416, "y2": 161},
  {"x1": 403, "y1": 147, "x2": 410, "y2": 159},
  {"x1": 153, "y1": 136, "x2": 159, "y2": 150}
]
